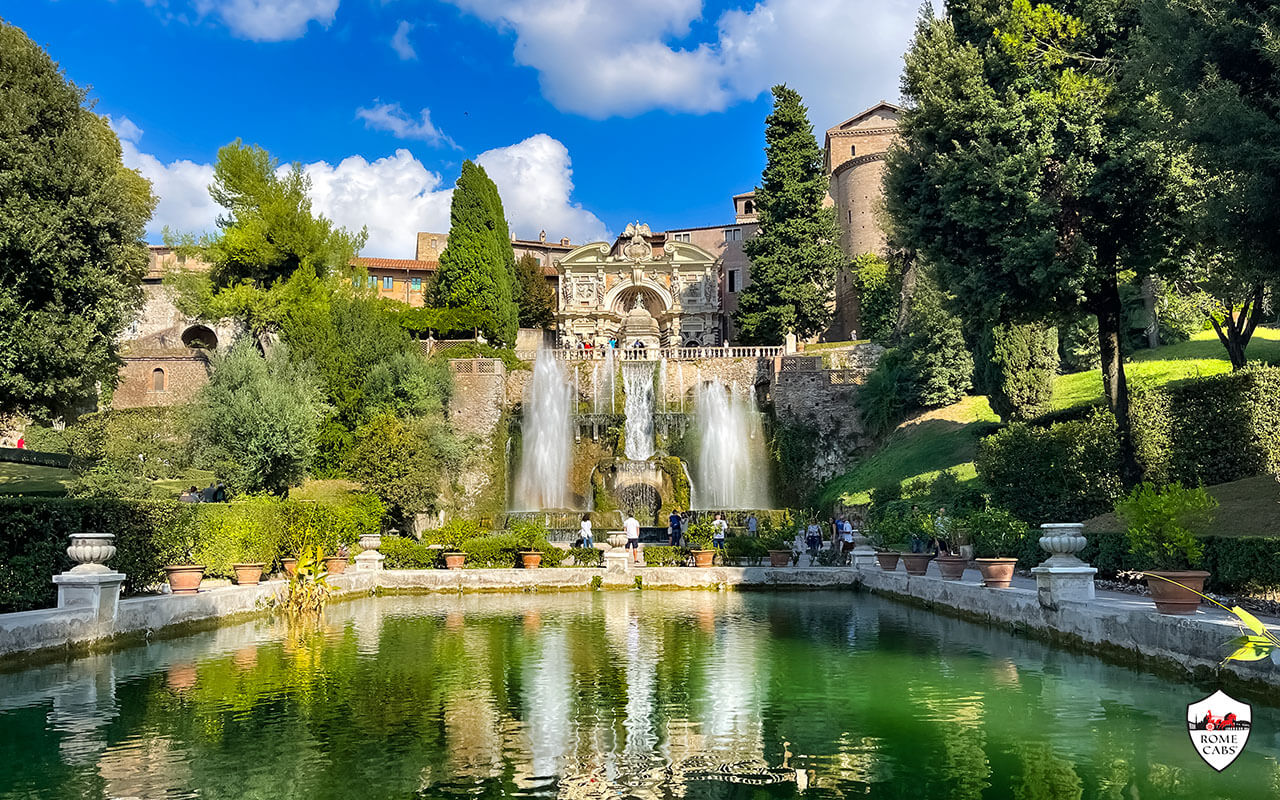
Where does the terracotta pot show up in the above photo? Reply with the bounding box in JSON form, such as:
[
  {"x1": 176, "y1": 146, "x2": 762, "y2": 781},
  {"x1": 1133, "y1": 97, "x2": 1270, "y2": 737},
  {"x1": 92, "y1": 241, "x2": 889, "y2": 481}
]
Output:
[
  {"x1": 875, "y1": 552, "x2": 900, "y2": 571},
  {"x1": 281, "y1": 558, "x2": 298, "y2": 577},
  {"x1": 935, "y1": 554, "x2": 968, "y2": 581},
  {"x1": 444, "y1": 552, "x2": 466, "y2": 570},
  {"x1": 692, "y1": 549, "x2": 715, "y2": 568},
  {"x1": 164, "y1": 565, "x2": 205, "y2": 595},
  {"x1": 900, "y1": 553, "x2": 933, "y2": 576},
  {"x1": 1144, "y1": 570, "x2": 1211, "y2": 615},
  {"x1": 975, "y1": 558, "x2": 1018, "y2": 588},
  {"x1": 324, "y1": 557, "x2": 348, "y2": 575},
  {"x1": 520, "y1": 551, "x2": 542, "y2": 569},
  {"x1": 232, "y1": 563, "x2": 264, "y2": 585},
  {"x1": 768, "y1": 550, "x2": 792, "y2": 567}
]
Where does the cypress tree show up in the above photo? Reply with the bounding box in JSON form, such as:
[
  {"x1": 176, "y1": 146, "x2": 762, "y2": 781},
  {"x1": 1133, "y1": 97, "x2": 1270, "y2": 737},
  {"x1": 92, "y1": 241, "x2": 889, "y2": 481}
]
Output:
[
  {"x1": 432, "y1": 161, "x2": 518, "y2": 346},
  {"x1": 734, "y1": 85, "x2": 844, "y2": 344},
  {"x1": 976, "y1": 323, "x2": 1058, "y2": 422}
]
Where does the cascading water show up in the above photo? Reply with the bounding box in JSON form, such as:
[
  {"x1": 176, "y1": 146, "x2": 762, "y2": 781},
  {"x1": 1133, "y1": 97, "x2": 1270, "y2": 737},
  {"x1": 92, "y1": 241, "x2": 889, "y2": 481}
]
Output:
[
  {"x1": 593, "y1": 347, "x2": 616, "y2": 415},
  {"x1": 692, "y1": 381, "x2": 771, "y2": 509},
  {"x1": 512, "y1": 349, "x2": 573, "y2": 510},
  {"x1": 621, "y1": 362, "x2": 655, "y2": 460}
]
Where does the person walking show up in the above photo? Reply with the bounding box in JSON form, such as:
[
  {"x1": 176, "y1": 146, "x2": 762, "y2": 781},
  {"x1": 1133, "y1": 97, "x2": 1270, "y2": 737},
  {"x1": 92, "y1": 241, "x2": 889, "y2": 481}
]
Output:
[
  {"x1": 840, "y1": 519, "x2": 855, "y2": 564},
  {"x1": 806, "y1": 520, "x2": 822, "y2": 563},
  {"x1": 624, "y1": 513, "x2": 641, "y2": 563},
  {"x1": 668, "y1": 509, "x2": 683, "y2": 546},
  {"x1": 579, "y1": 513, "x2": 593, "y2": 548},
  {"x1": 711, "y1": 513, "x2": 728, "y2": 550}
]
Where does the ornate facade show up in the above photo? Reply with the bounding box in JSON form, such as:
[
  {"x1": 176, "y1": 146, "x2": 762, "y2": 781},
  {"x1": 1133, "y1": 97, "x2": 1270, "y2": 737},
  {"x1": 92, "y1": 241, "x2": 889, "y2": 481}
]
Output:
[{"x1": 555, "y1": 222, "x2": 723, "y2": 348}]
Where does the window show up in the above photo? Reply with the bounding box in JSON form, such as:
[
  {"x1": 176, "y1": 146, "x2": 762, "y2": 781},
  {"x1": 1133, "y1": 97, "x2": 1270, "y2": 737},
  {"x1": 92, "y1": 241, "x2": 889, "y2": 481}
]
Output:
[
  {"x1": 383, "y1": 276, "x2": 393, "y2": 290},
  {"x1": 848, "y1": 210, "x2": 853, "y2": 223},
  {"x1": 671, "y1": 232, "x2": 690, "y2": 243},
  {"x1": 431, "y1": 238, "x2": 439, "y2": 249},
  {"x1": 411, "y1": 277, "x2": 422, "y2": 291},
  {"x1": 367, "y1": 275, "x2": 376, "y2": 288},
  {"x1": 728, "y1": 269, "x2": 739, "y2": 293},
  {"x1": 723, "y1": 228, "x2": 741, "y2": 242},
  {"x1": 850, "y1": 144, "x2": 857, "y2": 157},
  {"x1": 743, "y1": 200, "x2": 753, "y2": 215},
  {"x1": 353, "y1": 277, "x2": 361, "y2": 288},
  {"x1": 152, "y1": 368, "x2": 166, "y2": 392}
]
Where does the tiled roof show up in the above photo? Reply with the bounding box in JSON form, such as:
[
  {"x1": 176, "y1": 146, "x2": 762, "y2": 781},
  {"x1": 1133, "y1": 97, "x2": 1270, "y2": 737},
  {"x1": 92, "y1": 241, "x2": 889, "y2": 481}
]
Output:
[{"x1": 353, "y1": 257, "x2": 439, "y2": 271}]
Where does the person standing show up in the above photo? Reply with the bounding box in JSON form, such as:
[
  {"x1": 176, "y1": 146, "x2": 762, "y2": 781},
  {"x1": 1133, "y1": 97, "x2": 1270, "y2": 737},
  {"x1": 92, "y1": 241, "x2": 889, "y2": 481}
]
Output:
[
  {"x1": 579, "y1": 513, "x2": 593, "y2": 548},
  {"x1": 746, "y1": 514, "x2": 758, "y2": 536},
  {"x1": 668, "y1": 509, "x2": 683, "y2": 546},
  {"x1": 840, "y1": 519, "x2": 855, "y2": 563},
  {"x1": 712, "y1": 513, "x2": 728, "y2": 550},
  {"x1": 806, "y1": 520, "x2": 822, "y2": 563},
  {"x1": 624, "y1": 513, "x2": 641, "y2": 563}
]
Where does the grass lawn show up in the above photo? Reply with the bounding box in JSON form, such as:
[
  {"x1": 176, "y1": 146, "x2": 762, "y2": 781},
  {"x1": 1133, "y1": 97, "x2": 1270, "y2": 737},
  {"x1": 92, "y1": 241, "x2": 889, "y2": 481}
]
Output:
[
  {"x1": 0, "y1": 462, "x2": 75, "y2": 496},
  {"x1": 820, "y1": 327, "x2": 1280, "y2": 508},
  {"x1": 1083, "y1": 475, "x2": 1280, "y2": 538}
]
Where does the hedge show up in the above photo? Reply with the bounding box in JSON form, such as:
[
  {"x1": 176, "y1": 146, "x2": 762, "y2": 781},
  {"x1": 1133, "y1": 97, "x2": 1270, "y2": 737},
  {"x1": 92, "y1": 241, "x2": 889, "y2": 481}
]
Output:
[
  {"x1": 0, "y1": 496, "x2": 380, "y2": 613},
  {"x1": 1077, "y1": 531, "x2": 1280, "y2": 596}
]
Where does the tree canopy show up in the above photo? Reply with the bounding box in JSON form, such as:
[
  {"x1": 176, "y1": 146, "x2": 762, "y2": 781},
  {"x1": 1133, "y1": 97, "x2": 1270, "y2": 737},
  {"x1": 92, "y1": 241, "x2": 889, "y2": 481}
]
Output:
[
  {"x1": 515, "y1": 252, "x2": 556, "y2": 329},
  {"x1": 885, "y1": 0, "x2": 1180, "y2": 482},
  {"x1": 431, "y1": 160, "x2": 519, "y2": 346},
  {"x1": 734, "y1": 85, "x2": 844, "y2": 344},
  {"x1": 0, "y1": 21, "x2": 155, "y2": 418}
]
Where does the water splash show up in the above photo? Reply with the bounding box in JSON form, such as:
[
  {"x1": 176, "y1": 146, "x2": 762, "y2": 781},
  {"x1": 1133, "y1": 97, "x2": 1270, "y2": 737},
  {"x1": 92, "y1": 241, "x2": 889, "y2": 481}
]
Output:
[
  {"x1": 692, "y1": 381, "x2": 771, "y2": 509},
  {"x1": 594, "y1": 347, "x2": 617, "y2": 415},
  {"x1": 513, "y1": 349, "x2": 573, "y2": 510},
  {"x1": 622, "y1": 362, "x2": 655, "y2": 461}
]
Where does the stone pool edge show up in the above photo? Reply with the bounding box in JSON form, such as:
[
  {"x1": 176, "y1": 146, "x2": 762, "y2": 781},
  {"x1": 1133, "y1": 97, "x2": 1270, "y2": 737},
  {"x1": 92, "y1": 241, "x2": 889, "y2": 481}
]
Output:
[{"x1": 2, "y1": 565, "x2": 1275, "y2": 701}]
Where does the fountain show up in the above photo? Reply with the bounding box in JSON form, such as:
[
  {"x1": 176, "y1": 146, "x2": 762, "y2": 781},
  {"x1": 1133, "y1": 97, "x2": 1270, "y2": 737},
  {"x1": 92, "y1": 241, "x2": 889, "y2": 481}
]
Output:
[
  {"x1": 692, "y1": 381, "x2": 771, "y2": 509},
  {"x1": 594, "y1": 346, "x2": 616, "y2": 415},
  {"x1": 621, "y1": 362, "x2": 655, "y2": 461},
  {"x1": 512, "y1": 349, "x2": 573, "y2": 510}
]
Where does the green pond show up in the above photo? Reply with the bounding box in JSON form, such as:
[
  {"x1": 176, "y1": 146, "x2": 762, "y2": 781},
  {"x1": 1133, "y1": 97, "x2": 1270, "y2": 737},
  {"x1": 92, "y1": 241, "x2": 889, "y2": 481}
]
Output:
[{"x1": 0, "y1": 591, "x2": 1275, "y2": 799}]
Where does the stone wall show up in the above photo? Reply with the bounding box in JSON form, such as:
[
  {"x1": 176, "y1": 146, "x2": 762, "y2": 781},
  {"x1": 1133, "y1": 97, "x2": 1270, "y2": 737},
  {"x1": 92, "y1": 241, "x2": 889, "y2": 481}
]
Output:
[
  {"x1": 447, "y1": 359, "x2": 508, "y2": 517},
  {"x1": 114, "y1": 354, "x2": 211, "y2": 409}
]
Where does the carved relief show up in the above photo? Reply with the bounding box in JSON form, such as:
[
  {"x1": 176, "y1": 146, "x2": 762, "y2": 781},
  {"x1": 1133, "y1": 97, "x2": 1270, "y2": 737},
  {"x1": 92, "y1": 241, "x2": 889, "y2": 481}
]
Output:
[{"x1": 621, "y1": 221, "x2": 653, "y2": 263}]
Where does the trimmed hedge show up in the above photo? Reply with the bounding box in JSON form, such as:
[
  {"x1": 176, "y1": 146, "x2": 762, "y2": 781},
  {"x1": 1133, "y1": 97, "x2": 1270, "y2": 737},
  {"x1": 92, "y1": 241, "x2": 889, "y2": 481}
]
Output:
[
  {"x1": 1077, "y1": 531, "x2": 1280, "y2": 595},
  {"x1": 0, "y1": 496, "x2": 380, "y2": 613},
  {"x1": 381, "y1": 535, "x2": 442, "y2": 569},
  {"x1": 640, "y1": 545, "x2": 690, "y2": 566}
]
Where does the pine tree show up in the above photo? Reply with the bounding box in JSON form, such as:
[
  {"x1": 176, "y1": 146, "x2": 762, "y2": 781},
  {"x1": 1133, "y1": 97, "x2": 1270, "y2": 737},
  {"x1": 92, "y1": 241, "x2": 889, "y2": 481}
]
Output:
[
  {"x1": 734, "y1": 86, "x2": 844, "y2": 344},
  {"x1": 0, "y1": 22, "x2": 155, "y2": 418},
  {"x1": 432, "y1": 161, "x2": 519, "y2": 346}
]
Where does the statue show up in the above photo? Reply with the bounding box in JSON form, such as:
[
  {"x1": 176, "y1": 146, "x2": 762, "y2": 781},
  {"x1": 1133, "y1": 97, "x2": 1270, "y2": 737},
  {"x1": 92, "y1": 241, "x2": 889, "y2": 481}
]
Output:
[{"x1": 621, "y1": 221, "x2": 653, "y2": 263}]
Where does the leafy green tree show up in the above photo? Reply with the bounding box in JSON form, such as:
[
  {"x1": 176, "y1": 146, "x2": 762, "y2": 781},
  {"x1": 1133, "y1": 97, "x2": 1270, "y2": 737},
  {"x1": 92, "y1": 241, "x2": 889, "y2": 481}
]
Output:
[
  {"x1": 431, "y1": 160, "x2": 519, "y2": 346},
  {"x1": 886, "y1": 1, "x2": 1180, "y2": 482},
  {"x1": 976, "y1": 323, "x2": 1058, "y2": 422},
  {"x1": 0, "y1": 22, "x2": 155, "y2": 418},
  {"x1": 347, "y1": 412, "x2": 463, "y2": 527},
  {"x1": 851, "y1": 253, "x2": 899, "y2": 344},
  {"x1": 514, "y1": 252, "x2": 555, "y2": 329},
  {"x1": 189, "y1": 340, "x2": 327, "y2": 494},
  {"x1": 1133, "y1": 0, "x2": 1280, "y2": 369},
  {"x1": 734, "y1": 85, "x2": 844, "y2": 343},
  {"x1": 896, "y1": 273, "x2": 973, "y2": 408},
  {"x1": 184, "y1": 141, "x2": 365, "y2": 288}
]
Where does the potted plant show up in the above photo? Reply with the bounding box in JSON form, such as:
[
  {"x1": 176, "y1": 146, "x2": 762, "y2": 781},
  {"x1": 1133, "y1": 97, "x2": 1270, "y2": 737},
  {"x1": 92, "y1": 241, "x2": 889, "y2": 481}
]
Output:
[
  {"x1": 324, "y1": 543, "x2": 350, "y2": 575},
  {"x1": 759, "y1": 520, "x2": 794, "y2": 567},
  {"x1": 231, "y1": 524, "x2": 274, "y2": 586},
  {"x1": 430, "y1": 518, "x2": 481, "y2": 570},
  {"x1": 868, "y1": 514, "x2": 907, "y2": 571},
  {"x1": 898, "y1": 510, "x2": 935, "y2": 576},
  {"x1": 968, "y1": 508, "x2": 1028, "y2": 588},
  {"x1": 281, "y1": 557, "x2": 299, "y2": 577},
  {"x1": 1116, "y1": 482, "x2": 1217, "y2": 614},
  {"x1": 164, "y1": 533, "x2": 205, "y2": 595},
  {"x1": 510, "y1": 519, "x2": 549, "y2": 569},
  {"x1": 685, "y1": 519, "x2": 716, "y2": 567}
]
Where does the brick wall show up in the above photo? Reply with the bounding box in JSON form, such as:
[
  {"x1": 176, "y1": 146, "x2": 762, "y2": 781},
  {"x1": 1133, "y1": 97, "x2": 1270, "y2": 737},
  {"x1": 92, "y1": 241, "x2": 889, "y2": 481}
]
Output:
[{"x1": 113, "y1": 355, "x2": 210, "y2": 409}]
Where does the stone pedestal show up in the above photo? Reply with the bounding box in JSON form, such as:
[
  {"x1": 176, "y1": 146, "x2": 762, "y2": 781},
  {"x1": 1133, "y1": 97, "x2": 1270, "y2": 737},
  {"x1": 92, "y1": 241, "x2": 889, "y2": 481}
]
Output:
[
  {"x1": 849, "y1": 533, "x2": 877, "y2": 568},
  {"x1": 1030, "y1": 523, "x2": 1096, "y2": 609},
  {"x1": 355, "y1": 533, "x2": 385, "y2": 571},
  {"x1": 53, "y1": 533, "x2": 126, "y2": 625},
  {"x1": 603, "y1": 549, "x2": 632, "y2": 574}
]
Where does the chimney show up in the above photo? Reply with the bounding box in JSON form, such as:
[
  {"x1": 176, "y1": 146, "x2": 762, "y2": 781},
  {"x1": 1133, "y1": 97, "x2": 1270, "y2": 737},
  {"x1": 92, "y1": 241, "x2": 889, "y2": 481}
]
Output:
[
  {"x1": 539, "y1": 230, "x2": 547, "y2": 243},
  {"x1": 560, "y1": 237, "x2": 570, "y2": 246}
]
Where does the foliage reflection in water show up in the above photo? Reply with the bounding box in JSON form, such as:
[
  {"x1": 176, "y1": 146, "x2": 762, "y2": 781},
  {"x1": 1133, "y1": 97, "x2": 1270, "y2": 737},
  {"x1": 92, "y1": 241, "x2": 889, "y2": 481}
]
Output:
[{"x1": 0, "y1": 591, "x2": 1276, "y2": 799}]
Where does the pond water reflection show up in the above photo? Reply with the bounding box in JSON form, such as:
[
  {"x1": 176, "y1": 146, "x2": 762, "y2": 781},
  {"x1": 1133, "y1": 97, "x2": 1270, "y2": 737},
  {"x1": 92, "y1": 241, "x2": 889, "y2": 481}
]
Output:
[{"x1": 0, "y1": 591, "x2": 1276, "y2": 798}]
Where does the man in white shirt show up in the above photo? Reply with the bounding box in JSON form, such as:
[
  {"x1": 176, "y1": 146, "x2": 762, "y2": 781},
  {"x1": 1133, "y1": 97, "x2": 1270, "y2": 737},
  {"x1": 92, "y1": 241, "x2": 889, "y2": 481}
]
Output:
[
  {"x1": 624, "y1": 514, "x2": 641, "y2": 563},
  {"x1": 712, "y1": 513, "x2": 729, "y2": 550}
]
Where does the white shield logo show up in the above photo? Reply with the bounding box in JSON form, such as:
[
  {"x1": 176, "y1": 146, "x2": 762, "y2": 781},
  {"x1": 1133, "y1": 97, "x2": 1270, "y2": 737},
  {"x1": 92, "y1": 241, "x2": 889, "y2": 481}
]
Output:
[{"x1": 1187, "y1": 689, "x2": 1252, "y2": 771}]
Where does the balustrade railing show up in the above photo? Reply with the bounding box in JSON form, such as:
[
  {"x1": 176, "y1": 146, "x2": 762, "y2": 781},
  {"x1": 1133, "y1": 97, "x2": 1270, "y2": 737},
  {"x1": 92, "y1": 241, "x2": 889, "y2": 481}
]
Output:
[{"x1": 514, "y1": 346, "x2": 783, "y2": 362}]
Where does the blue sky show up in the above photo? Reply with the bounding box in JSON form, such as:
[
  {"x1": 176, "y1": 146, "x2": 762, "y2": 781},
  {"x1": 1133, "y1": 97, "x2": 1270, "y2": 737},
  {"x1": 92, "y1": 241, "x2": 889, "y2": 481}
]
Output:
[{"x1": 7, "y1": 0, "x2": 921, "y2": 257}]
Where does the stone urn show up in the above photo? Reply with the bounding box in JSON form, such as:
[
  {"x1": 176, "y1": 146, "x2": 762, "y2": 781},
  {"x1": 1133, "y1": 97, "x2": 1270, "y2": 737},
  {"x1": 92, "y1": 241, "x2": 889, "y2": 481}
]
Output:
[
  {"x1": 358, "y1": 532, "x2": 383, "y2": 552},
  {"x1": 1038, "y1": 523, "x2": 1088, "y2": 567},
  {"x1": 66, "y1": 533, "x2": 116, "y2": 574},
  {"x1": 607, "y1": 533, "x2": 629, "y2": 549},
  {"x1": 900, "y1": 553, "x2": 933, "y2": 576}
]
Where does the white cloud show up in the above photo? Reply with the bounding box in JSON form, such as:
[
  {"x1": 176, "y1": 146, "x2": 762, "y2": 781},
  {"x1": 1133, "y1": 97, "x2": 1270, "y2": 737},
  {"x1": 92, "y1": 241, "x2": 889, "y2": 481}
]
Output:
[
  {"x1": 356, "y1": 102, "x2": 457, "y2": 148},
  {"x1": 390, "y1": 19, "x2": 417, "y2": 60},
  {"x1": 478, "y1": 134, "x2": 610, "y2": 245},
  {"x1": 193, "y1": 0, "x2": 340, "y2": 41},
  {"x1": 444, "y1": 0, "x2": 918, "y2": 127},
  {"x1": 107, "y1": 118, "x2": 609, "y2": 258},
  {"x1": 299, "y1": 150, "x2": 453, "y2": 257}
]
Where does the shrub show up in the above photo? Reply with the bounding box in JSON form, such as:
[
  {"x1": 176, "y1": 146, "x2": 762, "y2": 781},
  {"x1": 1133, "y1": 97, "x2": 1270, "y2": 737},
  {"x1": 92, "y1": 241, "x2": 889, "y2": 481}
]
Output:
[
  {"x1": 641, "y1": 545, "x2": 690, "y2": 566},
  {"x1": 895, "y1": 276, "x2": 973, "y2": 408},
  {"x1": 1115, "y1": 483, "x2": 1217, "y2": 571},
  {"x1": 381, "y1": 535, "x2": 441, "y2": 569},
  {"x1": 460, "y1": 531, "x2": 564, "y2": 568},
  {"x1": 851, "y1": 253, "x2": 899, "y2": 344},
  {"x1": 976, "y1": 410, "x2": 1124, "y2": 525},
  {"x1": 975, "y1": 323, "x2": 1058, "y2": 422},
  {"x1": 566, "y1": 547, "x2": 601, "y2": 567},
  {"x1": 1130, "y1": 366, "x2": 1280, "y2": 487},
  {"x1": 422, "y1": 518, "x2": 482, "y2": 550},
  {"x1": 966, "y1": 508, "x2": 1030, "y2": 559},
  {"x1": 194, "y1": 498, "x2": 286, "y2": 577},
  {"x1": 1081, "y1": 531, "x2": 1280, "y2": 595},
  {"x1": 725, "y1": 536, "x2": 769, "y2": 565},
  {"x1": 857, "y1": 348, "x2": 911, "y2": 438},
  {"x1": 866, "y1": 510, "x2": 912, "y2": 551}
]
